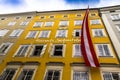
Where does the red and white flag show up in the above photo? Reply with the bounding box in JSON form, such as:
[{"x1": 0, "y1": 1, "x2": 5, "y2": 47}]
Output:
[{"x1": 81, "y1": 7, "x2": 100, "y2": 67}]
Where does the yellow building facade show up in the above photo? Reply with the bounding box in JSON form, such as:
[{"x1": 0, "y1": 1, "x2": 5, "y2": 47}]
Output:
[{"x1": 0, "y1": 8, "x2": 120, "y2": 80}]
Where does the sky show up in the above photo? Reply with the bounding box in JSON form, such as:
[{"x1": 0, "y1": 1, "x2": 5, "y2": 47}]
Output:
[{"x1": 0, "y1": 0, "x2": 120, "y2": 14}]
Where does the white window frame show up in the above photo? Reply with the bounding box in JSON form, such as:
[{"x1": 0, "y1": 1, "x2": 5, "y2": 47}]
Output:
[
  {"x1": 26, "y1": 31, "x2": 38, "y2": 38},
  {"x1": 56, "y1": 30, "x2": 68, "y2": 38},
  {"x1": 50, "y1": 44, "x2": 66, "y2": 57},
  {"x1": 90, "y1": 19, "x2": 101, "y2": 25},
  {"x1": 92, "y1": 29, "x2": 106, "y2": 37},
  {"x1": 44, "y1": 22, "x2": 54, "y2": 27},
  {"x1": 33, "y1": 22, "x2": 43, "y2": 27},
  {"x1": 0, "y1": 29, "x2": 9, "y2": 37},
  {"x1": 17, "y1": 65, "x2": 38, "y2": 80},
  {"x1": 73, "y1": 30, "x2": 81, "y2": 37},
  {"x1": 8, "y1": 22, "x2": 16, "y2": 26},
  {"x1": 44, "y1": 66, "x2": 63, "y2": 80},
  {"x1": 14, "y1": 45, "x2": 30, "y2": 57},
  {"x1": 71, "y1": 66, "x2": 90, "y2": 80},
  {"x1": 74, "y1": 20, "x2": 83, "y2": 26},
  {"x1": 111, "y1": 14, "x2": 120, "y2": 21},
  {"x1": 95, "y1": 44, "x2": 114, "y2": 57},
  {"x1": 20, "y1": 21, "x2": 29, "y2": 26},
  {"x1": 100, "y1": 67, "x2": 120, "y2": 80},
  {"x1": 9, "y1": 29, "x2": 23, "y2": 37},
  {"x1": 73, "y1": 44, "x2": 82, "y2": 57},
  {"x1": 0, "y1": 65, "x2": 20, "y2": 80},
  {"x1": 30, "y1": 44, "x2": 47, "y2": 57},
  {"x1": 116, "y1": 24, "x2": 120, "y2": 31},
  {"x1": 0, "y1": 42, "x2": 13, "y2": 55},
  {"x1": 39, "y1": 30, "x2": 51, "y2": 38},
  {"x1": 59, "y1": 21, "x2": 69, "y2": 27}
]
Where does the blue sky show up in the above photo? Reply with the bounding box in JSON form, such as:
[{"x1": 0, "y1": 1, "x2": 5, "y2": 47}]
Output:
[{"x1": 0, "y1": 0, "x2": 120, "y2": 14}]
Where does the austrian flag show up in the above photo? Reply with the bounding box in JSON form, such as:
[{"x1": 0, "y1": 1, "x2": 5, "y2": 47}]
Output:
[{"x1": 81, "y1": 7, "x2": 100, "y2": 67}]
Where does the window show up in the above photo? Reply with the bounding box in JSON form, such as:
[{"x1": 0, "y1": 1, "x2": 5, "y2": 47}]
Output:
[
  {"x1": 63, "y1": 15, "x2": 68, "y2": 18},
  {"x1": 73, "y1": 71, "x2": 89, "y2": 80},
  {"x1": 92, "y1": 29, "x2": 106, "y2": 37},
  {"x1": 26, "y1": 31, "x2": 38, "y2": 38},
  {"x1": 0, "y1": 43, "x2": 13, "y2": 55},
  {"x1": 15, "y1": 16, "x2": 20, "y2": 19},
  {"x1": 15, "y1": 45, "x2": 30, "y2": 57},
  {"x1": 90, "y1": 20, "x2": 101, "y2": 25},
  {"x1": 111, "y1": 14, "x2": 120, "y2": 21},
  {"x1": 49, "y1": 15, "x2": 54, "y2": 18},
  {"x1": 1, "y1": 17, "x2": 5, "y2": 20},
  {"x1": 96, "y1": 44, "x2": 113, "y2": 57},
  {"x1": 39, "y1": 30, "x2": 51, "y2": 38},
  {"x1": 17, "y1": 69, "x2": 34, "y2": 80},
  {"x1": 73, "y1": 44, "x2": 82, "y2": 57},
  {"x1": 31, "y1": 45, "x2": 46, "y2": 56},
  {"x1": 40, "y1": 16, "x2": 45, "y2": 19},
  {"x1": 91, "y1": 13, "x2": 96, "y2": 16},
  {"x1": 116, "y1": 24, "x2": 120, "y2": 31},
  {"x1": 33, "y1": 22, "x2": 43, "y2": 27},
  {"x1": 26, "y1": 16, "x2": 32, "y2": 19},
  {"x1": 44, "y1": 70, "x2": 61, "y2": 80},
  {"x1": 56, "y1": 30, "x2": 67, "y2": 38},
  {"x1": 74, "y1": 20, "x2": 83, "y2": 26},
  {"x1": 0, "y1": 68, "x2": 16, "y2": 80},
  {"x1": 20, "y1": 21, "x2": 29, "y2": 26},
  {"x1": 51, "y1": 44, "x2": 65, "y2": 57},
  {"x1": 102, "y1": 72, "x2": 120, "y2": 80},
  {"x1": 9, "y1": 29, "x2": 23, "y2": 37},
  {"x1": 8, "y1": 22, "x2": 16, "y2": 26},
  {"x1": 0, "y1": 29, "x2": 9, "y2": 37},
  {"x1": 76, "y1": 14, "x2": 82, "y2": 17},
  {"x1": 45, "y1": 22, "x2": 54, "y2": 27},
  {"x1": 59, "y1": 21, "x2": 69, "y2": 27},
  {"x1": 73, "y1": 30, "x2": 81, "y2": 37}
]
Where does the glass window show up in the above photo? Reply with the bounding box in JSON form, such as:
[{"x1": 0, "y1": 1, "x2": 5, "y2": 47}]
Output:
[
  {"x1": 33, "y1": 22, "x2": 43, "y2": 27},
  {"x1": 92, "y1": 29, "x2": 106, "y2": 37},
  {"x1": 73, "y1": 44, "x2": 82, "y2": 57},
  {"x1": 49, "y1": 16, "x2": 54, "y2": 18},
  {"x1": 116, "y1": 24, "x2": 120, "y2": 31},
  {"x1": 59, "y1": 21, "x2": 69, "y2": 27},
  {"x1": 74, "y1": 20, "x2": 83, "y2": 26},
  {"x1": 17, "y1": 69, "x2": 34, "y2": 80},
  {"x1": 0, "y1": 29, "x2": 9, "y2": 37},
  {"x1": 31, "y1": 45, "x2": 46, "y2": 56},
  {"x1": 20, "y1": 21, "x2": 29, "y2": 26},
  {"x1": 0, "y1": 68, "x2": 16, "y2": 80},
  {"x1": 44, "y1": 70, "x2": 61, "y2": 80},
  {"x1": 90, "y1": 20, "x2": 101, "y2": 25},
  {"x1": 9, "y1": 29, "x2": 23, "y2": 37},
  {"x1": 8, "y1": 22, "x2": 16, "y2": 26},
  {"x1": 45, "y1": 22, "x2": 54, "y2": 27},
  {"x1": 73, "y1": 30, "x2": 81, "y2": 37},
  {"x1": 26, "y1": 31, "x2": 37, "y2": 38},
  {"x1": 111, "y1": 14, "x2": 120, "y2": 21},
  {"x1": 56, "y1": 30, "x2": 67, "y2": 38},
  {"x1": 96, "y1": 44, "x2": 113, "y2": 57},
  {"x1": 0, "y1": 43, "x2": 12, "y2": 55},
  {"x1": 39, "y1": 30, "x2": 50, "y2": 38},
  {"x1": 73, "y1": 71, "x2": 89, "y2": 80},
  {"x1": 15, "y1": 45, "x2": 29, "y2": 57}
]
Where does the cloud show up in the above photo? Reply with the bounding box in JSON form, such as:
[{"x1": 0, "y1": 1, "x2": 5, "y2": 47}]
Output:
[{"x1": 0, "y1": 0, "x2": 120, "y2": 14}]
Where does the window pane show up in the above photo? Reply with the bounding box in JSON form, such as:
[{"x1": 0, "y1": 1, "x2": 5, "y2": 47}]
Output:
[
  {"x1": 53, "y1": 45, "x2": 63, "y2": 56},
  {"x1": 32, "y1": 45, "x2": 43, "y2": 56},
  {"x1": 103, "y1": 45, "x2": 111, "y2": 56}
]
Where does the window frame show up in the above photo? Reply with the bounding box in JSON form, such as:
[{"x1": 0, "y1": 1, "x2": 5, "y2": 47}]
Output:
[
  {"x1": 14, "y1": 45, "x2": 30, "y2": 57},
  {"x1": 33, "y1": 22, "x2": 43, "y2": 27},
  {"x1": 73, "y1": 29, "x2": 81, "y2": 37},
  {"x1": 95, "y1": 44, "x2": 114, "y2": 57},
  {"x1": 44, "y1": 22, "x2": 54, "y2": 27},
  {"x1": 9, "y1": 29, "x2": 23, "y2": 37},
  {"x1": 0, "y1": 42, "x2": 13, "y2": 55},
  {"x1": 38, "y1": 30, "x2": 51, "y2": 38},
  {"x1": 0, "y1": 29, "x2": 9, "y2": 37},
  {"x1": 74, "y1": 20, "x2": 83, "y2": 26},
  {"x1": 116, "y1": 24, "x2": 120, "y2": 31},
  {"x1": 8, "y1": 22, "x2": 16, "y2": 26},
  {"x1": 73, "y1": 44, "x2": 82, "y2": 57},
  {"x1": 59, "y1": 21, "x2": 69, "y2": 27},
  {"x1": 26, "y1": 31, "x2": 38, "y2": 39},
  {"x1": 90, "y1": 19, "x2": 101, "y2": 25},
  {"x1": 20, "y1": 21, "x2": 29, "y2": 26},
  {"x1": 92, "y1": 29, "x2": 106, "y2": 37},
  {"x1": 50, "y1": 44, "x2": 66, "y2": 57},
  {"x1": 56, "y1": 30, "x2": 68, "y2": 38}
]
